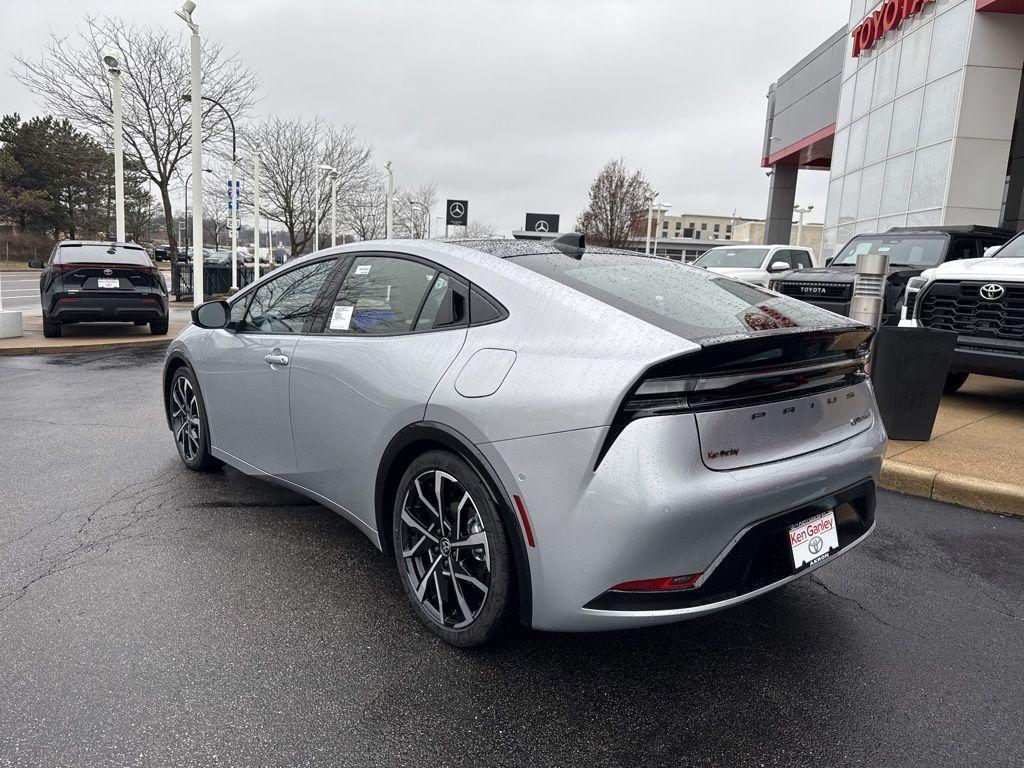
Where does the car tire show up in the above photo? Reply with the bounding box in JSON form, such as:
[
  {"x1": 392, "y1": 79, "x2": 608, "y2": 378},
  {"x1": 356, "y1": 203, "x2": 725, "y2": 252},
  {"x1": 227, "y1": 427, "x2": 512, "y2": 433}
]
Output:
[
  {"x1": 392, "y1": 450, "x2": 515, "y2": 648},
  {"x1": 169, "y1": 366, "x2": 222, "y2": 472},
  {"x1": 944, "y1": 372, "x2": 969, "y2": 394},
  {"x1": 150, "y1": 318, "x2": 169, "y2": 335},
  {"x1": 42, "y1": 317, "x2": 61, "y2": 338}
]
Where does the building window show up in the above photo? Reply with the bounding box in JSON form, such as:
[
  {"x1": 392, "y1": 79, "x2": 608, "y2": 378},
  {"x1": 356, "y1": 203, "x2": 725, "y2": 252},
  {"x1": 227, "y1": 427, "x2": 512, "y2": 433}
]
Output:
[
  {"x1": 701, "y1": 223, "x2": 707, "y2": 230},
  {"x1": 714, "y1": 224, "x2": 721, "y2": 232},
  {"x1": 726, "y1": 225, "x2": 733, "y2": 233}
]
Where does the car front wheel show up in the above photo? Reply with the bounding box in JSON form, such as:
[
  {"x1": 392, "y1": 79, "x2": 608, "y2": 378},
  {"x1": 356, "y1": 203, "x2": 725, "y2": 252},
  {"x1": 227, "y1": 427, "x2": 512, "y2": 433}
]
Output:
[
  {"x1": 169, "y1": 367, "x2": 222, "y2": 471},
  {"x1": 393, "y1": 450, "x2": 515, "y2": 647}
]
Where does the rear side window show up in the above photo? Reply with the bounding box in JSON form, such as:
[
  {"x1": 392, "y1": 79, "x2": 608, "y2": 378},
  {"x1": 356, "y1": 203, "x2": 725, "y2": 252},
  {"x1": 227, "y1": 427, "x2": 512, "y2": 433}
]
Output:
[
  {"x1": 416, "y1": 274, "x2": 469, "y2": 331},
  {"x1": 327, "y1": 256, "x2": 437, "y2": 335},
  {"x1": 57, "y1": 244, "x2": 151, "y2": 266},
  {"x1": 509, "y1": 251, "x2": 854, "y2": 343},
  {"x1": 792, "y1": 251, "x2": 814, "y2": 269}
]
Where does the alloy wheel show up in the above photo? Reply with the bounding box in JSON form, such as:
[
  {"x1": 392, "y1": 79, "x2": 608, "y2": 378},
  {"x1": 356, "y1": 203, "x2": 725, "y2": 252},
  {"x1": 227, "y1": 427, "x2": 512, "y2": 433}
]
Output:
[
  {"x1": 398, "y1": 470, "x2": 491, "y2": 629},
  {"x1": 171, "y1": 376, "x2": 201, "y2": 463}
]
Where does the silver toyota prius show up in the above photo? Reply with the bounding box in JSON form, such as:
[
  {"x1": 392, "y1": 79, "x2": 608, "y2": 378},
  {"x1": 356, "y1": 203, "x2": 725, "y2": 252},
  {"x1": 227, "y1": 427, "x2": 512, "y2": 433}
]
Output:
[{"x1": 163, "y1": 235, "x2": 886, "y2": 647}]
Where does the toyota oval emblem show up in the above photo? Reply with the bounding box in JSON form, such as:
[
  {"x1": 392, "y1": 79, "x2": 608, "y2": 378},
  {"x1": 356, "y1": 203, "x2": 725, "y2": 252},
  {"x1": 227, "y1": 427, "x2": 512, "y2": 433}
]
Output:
[
  {"x1": 980, "y1": 283, "x2": 1006, "y2": 301},
  {"x1": 808, "y1": 536, "x2": 824, "y2": 555},
  {"x1": 103, "y1": 268, "x2": 113, "y2": 275}
]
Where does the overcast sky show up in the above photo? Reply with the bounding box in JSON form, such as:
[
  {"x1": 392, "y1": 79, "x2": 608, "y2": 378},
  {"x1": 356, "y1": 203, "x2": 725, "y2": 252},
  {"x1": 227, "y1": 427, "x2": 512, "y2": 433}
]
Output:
[{"x1": 1, "y1": 0, "x2": 847, "y2": 234}]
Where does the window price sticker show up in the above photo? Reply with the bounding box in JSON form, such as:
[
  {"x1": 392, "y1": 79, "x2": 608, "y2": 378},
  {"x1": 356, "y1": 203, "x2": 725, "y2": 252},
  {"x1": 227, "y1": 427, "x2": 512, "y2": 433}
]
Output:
[{"x1": 330, "y1": 305, "x2": 354, "y2": 331}]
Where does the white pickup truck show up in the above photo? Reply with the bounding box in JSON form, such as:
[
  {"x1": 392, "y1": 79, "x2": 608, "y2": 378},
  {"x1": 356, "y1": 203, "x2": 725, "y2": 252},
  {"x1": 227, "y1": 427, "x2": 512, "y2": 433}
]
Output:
[
  {"x1": 693, "y1": 245, "x2": 815, "y2": 288},
  {"x1": 900, "y1": 233, "x2": 1024, "y2": 392}
]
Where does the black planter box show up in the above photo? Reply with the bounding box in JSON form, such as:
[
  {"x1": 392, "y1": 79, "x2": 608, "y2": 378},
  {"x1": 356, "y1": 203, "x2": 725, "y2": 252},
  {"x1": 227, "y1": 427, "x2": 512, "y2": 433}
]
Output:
[{"x1": 870, "y1": 326, "x2": 958, "y2": 441}]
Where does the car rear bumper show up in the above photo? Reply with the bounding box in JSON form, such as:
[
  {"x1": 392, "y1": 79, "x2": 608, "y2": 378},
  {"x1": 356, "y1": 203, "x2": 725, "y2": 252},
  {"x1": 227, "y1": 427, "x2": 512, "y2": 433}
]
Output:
[
  {"x1": 479, "y1": 407, "x2": 886, "y2": 632},
  {"x1": 47, "y1": 294, "x2": 167, "y2": 323}
]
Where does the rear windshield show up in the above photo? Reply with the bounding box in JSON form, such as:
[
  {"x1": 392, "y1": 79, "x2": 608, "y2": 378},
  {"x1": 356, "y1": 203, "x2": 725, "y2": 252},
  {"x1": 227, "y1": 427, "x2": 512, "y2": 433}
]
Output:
[
  {"x1": 831, "y1": 236, "x2": 946, "y2": 268},
  {"x1": 695, "y1": 247, "x2": 769, "y2": 269},
  {"x1": 57, "y1": 244, "x2": 151, "y2": 266},
  {"x1": 509, "y1": 251, "x2": 855, "y2": 343}
]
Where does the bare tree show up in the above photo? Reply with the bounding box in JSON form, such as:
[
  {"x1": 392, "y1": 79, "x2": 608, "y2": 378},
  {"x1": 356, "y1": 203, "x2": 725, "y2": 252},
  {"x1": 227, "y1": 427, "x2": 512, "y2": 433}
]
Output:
[
  {"x1": 464, "y1": 220, "x2": 498, "y2": 239},
  {"x1": 12, "y1": 15, "x2": 259, "y2": 254},
  {"x1": 392, "y1": 181, "x2": 439, "y2": 239},
  {"x1": 575, "y1": 158, "x2": 651, "y2": 249},
  {"x1": 245, "y1": 116, "x2": 372, "y2": 258},
  {"x1": 344, "y1": 177, "x2": 388, "y2": 240}
]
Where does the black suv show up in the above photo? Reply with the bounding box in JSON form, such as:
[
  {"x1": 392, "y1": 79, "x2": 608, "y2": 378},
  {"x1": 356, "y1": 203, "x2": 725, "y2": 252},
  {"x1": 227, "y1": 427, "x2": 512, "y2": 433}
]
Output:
[
  {"x1": 769, "y1": 226, "x2": 1013, "y2": 325},
  {"x1": 29, "y1": 241, "x2": 169, "y2": 338}
]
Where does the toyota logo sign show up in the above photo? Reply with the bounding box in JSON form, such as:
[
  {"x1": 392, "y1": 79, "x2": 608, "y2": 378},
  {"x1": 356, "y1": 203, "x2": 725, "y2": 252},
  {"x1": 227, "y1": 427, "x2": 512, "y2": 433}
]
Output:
[{"x1": 980, "y1": 284, "x2": 1006, "y2": 301}]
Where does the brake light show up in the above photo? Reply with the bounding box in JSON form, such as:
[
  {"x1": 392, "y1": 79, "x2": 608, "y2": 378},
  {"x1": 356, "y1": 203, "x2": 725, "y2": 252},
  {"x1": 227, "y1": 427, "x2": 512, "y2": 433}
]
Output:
[
  {"x1": 60, "y1": 297, "x2": 78, "y2": 303},
  {"x1": 611, "y1": 574, "x2": 702, "y2": 593}
]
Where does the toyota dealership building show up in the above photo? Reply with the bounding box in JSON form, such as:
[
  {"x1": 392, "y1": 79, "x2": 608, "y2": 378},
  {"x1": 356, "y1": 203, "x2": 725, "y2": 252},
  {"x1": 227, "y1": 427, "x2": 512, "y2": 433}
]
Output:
[{"x1": 763, "y1": 0, "x2": 1024, "y2": 259}]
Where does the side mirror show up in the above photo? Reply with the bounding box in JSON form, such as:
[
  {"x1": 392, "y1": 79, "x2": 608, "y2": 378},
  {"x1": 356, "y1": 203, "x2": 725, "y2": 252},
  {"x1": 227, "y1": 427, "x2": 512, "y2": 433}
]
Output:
[
  {"x1": 28, "y1": 259, "x2": 44, "y2": 269},
  {"x1": 769, "y1": 261, "x2": 791, "y2": 273},
  {"x1": 191, "y1": 299, "x2": 230, "y2": 329},
  {"x1": 825, "y1": 256, "x2": 836, "y2": 267},
  {"x1": 983, "y1": 246, "x2": 1001, "y2": 258}
]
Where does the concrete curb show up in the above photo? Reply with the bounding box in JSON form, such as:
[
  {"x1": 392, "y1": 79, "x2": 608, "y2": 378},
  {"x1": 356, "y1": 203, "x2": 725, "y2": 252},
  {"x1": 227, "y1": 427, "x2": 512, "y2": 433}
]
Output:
[
  {"x1": 0, "y1": 336, "x2": 174, "y2": 356},
  {"x1": 881, "y1": 459, "x2": 1024, "y2": 517}
]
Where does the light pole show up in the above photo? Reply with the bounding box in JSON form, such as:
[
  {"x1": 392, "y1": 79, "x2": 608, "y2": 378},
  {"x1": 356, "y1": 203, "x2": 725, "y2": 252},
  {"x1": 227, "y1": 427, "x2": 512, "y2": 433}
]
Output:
[
  {"x1": 183, "y1": 92, "x2": 238, "y2": 290},
  {"x1": 644, "y1": 191, "x2": 659, "y2": 256},
  {"x1": 102, "y1": 50, "x2": 126, "y2": 242},
  {"x1": 651, "y1": 202, "x2": 672, "y2": 258},
  {"x1": 175, "y1": 0, "x2": 204, "y2": 306},
  {"x1": 794, "y1": 204, "x2": 815, "y2": 252},
  {"x1": 330, "y1": 170, "x2": 339, "y2": 247},
  {"x1": 385, "y1": 161, "x2": 394, "y2": 239},
  {"x1": 183, "y1": 166, "x2": 212, "y2": 254},
  {"x1": 253, "y1": 143, "x2": 262, "y2": 281},
  {"x1": 314, "y1": 163, "x2": 336, "y2": 252},
  {"x1": 410, "y1": 201, "x2": 429, "y2": 239}
]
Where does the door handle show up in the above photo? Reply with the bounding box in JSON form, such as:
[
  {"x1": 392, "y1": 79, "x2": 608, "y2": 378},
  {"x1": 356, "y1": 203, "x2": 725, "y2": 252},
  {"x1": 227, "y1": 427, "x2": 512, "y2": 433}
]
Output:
[{"x1": 264, "y1": 353, "x2": 290, "y2": 368}]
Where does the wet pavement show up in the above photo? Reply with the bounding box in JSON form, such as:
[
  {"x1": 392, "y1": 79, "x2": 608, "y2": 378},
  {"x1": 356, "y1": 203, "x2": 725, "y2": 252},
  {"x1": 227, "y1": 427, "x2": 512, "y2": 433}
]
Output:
[{"x1": 1, "y1": 347, "x2": 1022, "y2": 767}]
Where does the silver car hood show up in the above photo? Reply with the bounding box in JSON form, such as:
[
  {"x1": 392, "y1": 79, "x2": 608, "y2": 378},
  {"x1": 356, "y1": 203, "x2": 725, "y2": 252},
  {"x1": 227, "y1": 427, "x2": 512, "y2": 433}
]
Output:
[{"x1": 923, "y1": 257, "x2": 1024, "y2": 282}]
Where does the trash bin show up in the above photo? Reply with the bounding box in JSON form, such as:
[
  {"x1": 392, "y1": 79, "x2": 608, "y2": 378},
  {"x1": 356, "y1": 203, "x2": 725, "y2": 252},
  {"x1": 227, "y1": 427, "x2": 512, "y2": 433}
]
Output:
[{"x1": 870, "y1": 326, "x2": 958, "y2": 441}]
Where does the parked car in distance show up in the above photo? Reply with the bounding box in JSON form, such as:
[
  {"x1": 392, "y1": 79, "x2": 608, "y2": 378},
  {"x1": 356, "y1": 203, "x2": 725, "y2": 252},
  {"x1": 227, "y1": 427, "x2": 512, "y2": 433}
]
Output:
[
  {"x1": 694, "y1": 245, "x2": 815, "y2": 287},
  {"x1": 769, "y1": 226, "x2": 1013, "y2": 325},
  {"x1": 900, "y1": 229, "x2": 1024, "y2": 392},
  {"x1": 29, "y1": 240, "x2": 169, "y2": 338},
  {"x1": 163, "y1": 235, "x2": 885, "y2": 647},
  {"x1": 153, "y1": 244, "x2": 171, "y2": 262}
]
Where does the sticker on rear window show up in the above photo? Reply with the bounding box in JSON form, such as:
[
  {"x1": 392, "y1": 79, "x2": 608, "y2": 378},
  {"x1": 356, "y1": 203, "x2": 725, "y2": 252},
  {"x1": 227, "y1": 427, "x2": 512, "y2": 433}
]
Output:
[
  {"x1": 354, "y1": 265, "x2": 372, "y2": 275},
  {"x1": 330, "y1": 305, "x2": 354, "y2": 331}
]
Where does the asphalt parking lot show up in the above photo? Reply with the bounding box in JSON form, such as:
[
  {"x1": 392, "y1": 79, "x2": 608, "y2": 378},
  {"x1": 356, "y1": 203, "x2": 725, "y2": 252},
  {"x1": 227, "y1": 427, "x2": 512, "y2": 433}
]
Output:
[{"x1": 1, "y1": 347, "x2": 1022, "y2": 768}]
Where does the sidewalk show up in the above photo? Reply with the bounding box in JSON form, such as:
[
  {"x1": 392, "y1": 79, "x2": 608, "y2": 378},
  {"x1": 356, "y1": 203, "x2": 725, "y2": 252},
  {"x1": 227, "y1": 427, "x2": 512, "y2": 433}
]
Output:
[
  {"x1": 0, "y1": 315, "x2": 186, "y2": 356},
  {"x1": 881, "y1": 375, "x2": 1024, "y2": 517}
]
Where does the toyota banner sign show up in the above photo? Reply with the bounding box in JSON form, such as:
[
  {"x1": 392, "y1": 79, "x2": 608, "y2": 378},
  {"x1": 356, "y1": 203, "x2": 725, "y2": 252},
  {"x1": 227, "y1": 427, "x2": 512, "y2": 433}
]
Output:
[
  {"x1": 525, "y1": 213, "x2": 559, "y2": 234},
  {"x1": 446, "y1": 200, "x2": 469, "y2": 227}
]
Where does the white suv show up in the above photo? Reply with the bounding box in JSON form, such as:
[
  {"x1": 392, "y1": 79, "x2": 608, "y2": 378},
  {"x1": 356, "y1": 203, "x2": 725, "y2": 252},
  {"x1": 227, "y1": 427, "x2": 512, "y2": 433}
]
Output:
[
  {"x1": 900, "y1": 232, "x2": 1024, "y2": 392},
  {"x1": 694, "y1": 245, "x2": 815, "y2": 287}
]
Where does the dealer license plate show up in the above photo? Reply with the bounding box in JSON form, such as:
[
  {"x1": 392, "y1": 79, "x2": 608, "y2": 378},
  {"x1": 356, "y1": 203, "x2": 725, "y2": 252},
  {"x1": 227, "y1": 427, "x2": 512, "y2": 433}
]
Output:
[
  {"x1": 789, "y1": 510, "x2": 839, "y2": 569},
  {"x1": 97, "y1": 278, "x2": 120, "y2": 288}
]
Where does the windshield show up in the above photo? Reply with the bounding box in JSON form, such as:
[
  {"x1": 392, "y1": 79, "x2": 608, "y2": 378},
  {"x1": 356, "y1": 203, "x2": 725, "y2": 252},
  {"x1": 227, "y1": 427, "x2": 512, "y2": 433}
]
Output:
[
  {"x1": 993, "y1": 233, "x2": 1024, "y2": 258},
  {"x1": 695, "y1": 247, "x2": 769, "y2": 269},
  {"x1": 831, "y1": 236, "x2": 946, "y2": 268},
  {"x1": 510, "y1": 251, "x2": 854, "y2": 343}
]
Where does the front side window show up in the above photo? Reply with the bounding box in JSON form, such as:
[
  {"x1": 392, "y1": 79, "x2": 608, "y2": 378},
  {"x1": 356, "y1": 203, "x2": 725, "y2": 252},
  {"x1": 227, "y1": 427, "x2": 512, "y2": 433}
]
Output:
[
  {"x1": 832, "y1": 236, "x2": 946, "y2": 268},
  {"x1": 695, "y1": 247, "x2": 770, "y2": 269},
  {"x1": 793, "y1": 251, "x2": 814, "y2": 269},
  {"x1": 327, "y1": 256, "x2": 437, "y2": 335},
  {"x1": 510, "y1": 251, "x2": 853, "y2": 343},
  {"x1": 239, "y1": 258, "x2": 336, "y2": 334}
]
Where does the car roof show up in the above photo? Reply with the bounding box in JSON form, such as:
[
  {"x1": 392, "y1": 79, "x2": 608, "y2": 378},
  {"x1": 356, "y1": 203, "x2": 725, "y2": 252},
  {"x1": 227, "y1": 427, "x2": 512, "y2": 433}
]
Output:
[
  {"x1": 452, "y1": 237, "x2": 639, "y2": 260},
  {"x1": 884, "y1": 225, "x2": 1014, "y2": 238}
]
